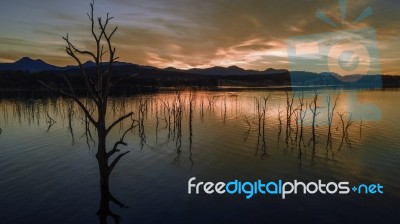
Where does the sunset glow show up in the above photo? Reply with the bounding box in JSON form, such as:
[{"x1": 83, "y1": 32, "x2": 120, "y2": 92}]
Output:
[{"x1": 1, "y1": 0, "x2": 399, "y2": 74}]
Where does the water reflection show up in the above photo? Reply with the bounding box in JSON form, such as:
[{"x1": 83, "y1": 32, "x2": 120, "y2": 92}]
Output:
[
  {"x1": 97, "y1": 177, "x2": 126, "y2": 224},
  {"x1": 0, "y1": 89, "x2": 385, "y2": 223},
  {"x1": 0, "y1": 90, "x2": 364, "y2": 163}
]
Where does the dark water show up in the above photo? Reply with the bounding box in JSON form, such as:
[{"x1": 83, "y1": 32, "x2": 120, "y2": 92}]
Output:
[{"x1": 0, "y1": 89, "x2": 399, "y2": 223}]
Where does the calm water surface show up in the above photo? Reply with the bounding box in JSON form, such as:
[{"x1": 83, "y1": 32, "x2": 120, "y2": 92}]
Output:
[{"x1": 0, "y1": 89, "x2": 399, "y2": 223}]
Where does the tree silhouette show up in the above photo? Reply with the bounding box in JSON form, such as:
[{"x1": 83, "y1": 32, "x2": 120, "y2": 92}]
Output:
[{"x1": 39, "y1": 2, "x2": 134, "y2": 223}]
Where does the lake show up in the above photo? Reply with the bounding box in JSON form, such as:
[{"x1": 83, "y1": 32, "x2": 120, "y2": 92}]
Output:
[{"x1": 0, "y1": 89, "x2": 399, "y2": 223}]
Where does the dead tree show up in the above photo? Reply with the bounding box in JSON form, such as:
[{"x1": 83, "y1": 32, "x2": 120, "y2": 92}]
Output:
[
  {"x1": 308, "y1": 91, "x2": 320, "y2": 145},
  {"x1": 277, "y1": 104, "x2": 283, "y2": 140},
  {"x1": 188, "y1": 90, "x2": 194, "y2": 168},
  {"x1": 243, "y1": 115, "x2": 252, "y2": 142},
  {"x1": 39, "y1": 2, "x2": 135, "y2": 221},
  {"x1": 66, "y1": 100, "x2": 76, "y2": 145},
  {"x1": 310, "y1": 91, "x2": 320, "y2": 129},
  {"x1": 337, "y1": 111, "x2": 354, "y2": 150},
  {"x1": 254, "y1": 95, "x2": 270, "y2": 159},
  {"x1": 326, "y1": 94, "x2": 338, "y2": 149},
  {"x1": 298, "y1": 93, "x2": 307, "y2": 147},
  {"x1": 284, "y1": 91, "x2": 299, "y2": 144},
  {"x1": 45, "y1": 112, "x2": 56, "y2": 132}
]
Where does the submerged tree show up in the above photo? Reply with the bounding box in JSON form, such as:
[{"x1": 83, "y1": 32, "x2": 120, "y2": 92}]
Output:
[{"x1": 39, "y1": 2, "x2": 134, "y2": 223}]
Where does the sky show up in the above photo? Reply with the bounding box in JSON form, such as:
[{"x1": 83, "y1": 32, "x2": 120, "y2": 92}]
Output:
[{"x1": 0, "y1": 0, "x2": 399, "y2": 74}]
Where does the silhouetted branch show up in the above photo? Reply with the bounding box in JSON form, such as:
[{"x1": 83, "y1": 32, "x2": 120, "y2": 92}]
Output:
[
  {"x1": 109, "y1": 192, "x2": 128, "y2": 208},
  {"x1": 107, "y1": 117, "x2": 138, "y2": 158},
  {"x1": 108, "y1": 151, "x2": 129, "y2": 175},
  {"x1": 62, "y1": 34, "x2": 101, "y2": 105},
  {"x1": 106, "y1": 112, "x2": 134, "y2": 135},
  {"x1": 46, "y1": 112, "x2": 56, "y2": 132},
  {"x1": 38, "y1": 80, "x2": 97, "y2": 126}
]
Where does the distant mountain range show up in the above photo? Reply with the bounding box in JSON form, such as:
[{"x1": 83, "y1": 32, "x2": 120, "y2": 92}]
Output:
[
  {"x1": 0, "y1": 57, "x2": 150, "y2": 72},
  {"x1": 0, "y1": 57, "x2": 61, "y2": 72},
  {"x1": 0, "y1": 57, "x2": 288, "y2": 75},
  {"x1": 1, "y1": 57, "x2": 399, "y2": 90}
]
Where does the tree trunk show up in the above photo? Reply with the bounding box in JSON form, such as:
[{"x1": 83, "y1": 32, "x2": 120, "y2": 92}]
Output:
[
  {"x1": 96, "y1": 117, "x2": 111, "y2": 223},
  {"x1": 96, "y1": 111, "x2": 110, "y2": 199}
]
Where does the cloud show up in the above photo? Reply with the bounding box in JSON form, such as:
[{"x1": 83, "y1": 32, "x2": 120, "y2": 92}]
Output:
[{"x1": 0, "y1": 0, "x2": 399, "y2": 73}]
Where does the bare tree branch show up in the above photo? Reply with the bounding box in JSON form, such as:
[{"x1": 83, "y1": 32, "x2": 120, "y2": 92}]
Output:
[
  {"x1": 107, "y1": 120, "x2": 138, "y2": 158},
  {"x1": 38, "y1": 80, "x2": 97, "y2": 126},
  {"x1": 108, "y1": 151, "x2": 130, "y2": 175},
  {"x1": 106, "y1": 112, "x2": 134, "y2": 135},
  {"x1": 63, "y1": 34, "x2": 101, "y2": 106}
]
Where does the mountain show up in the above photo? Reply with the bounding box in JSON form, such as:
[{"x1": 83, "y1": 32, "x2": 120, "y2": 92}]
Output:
[
  {"x1": 0, "y1": 57, "x2": 62, "y2": 72},
  {"x1": 0, "y1": 57, "x2": 289, "y2": 76},
  {"x1": 186, "y1": 65, "x2": 248, "y2": 75},
  {"x1": 173, "y1": 66, "x2": 288, "y2": 76},
  {"x1": 264, "y1": 68, "x2": 288, "y2": 74},
  {"x1": 0, "y1": 57, "x2": 140, "y2": 72},
  {"x1": 1, "y1": 58, "x2": 396, "y2": 90}
]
